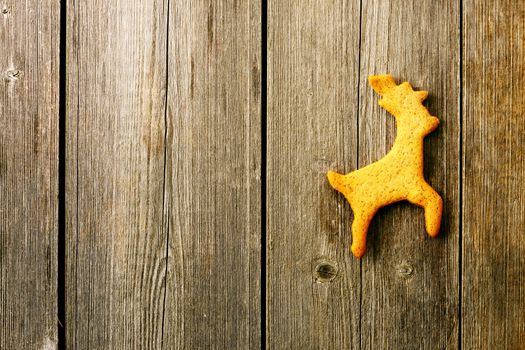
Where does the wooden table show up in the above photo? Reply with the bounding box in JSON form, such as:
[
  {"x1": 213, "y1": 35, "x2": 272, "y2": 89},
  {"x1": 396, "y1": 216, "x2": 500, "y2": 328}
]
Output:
[{"x1": 1, "y1": 1, "x2": 524, "y2": 349}]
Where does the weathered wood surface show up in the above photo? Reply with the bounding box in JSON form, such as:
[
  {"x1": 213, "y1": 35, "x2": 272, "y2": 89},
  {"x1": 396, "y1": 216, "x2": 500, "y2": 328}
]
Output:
[
  {"x1": 0, "y1": 1, "x2": 59, "y2": 349},
  {"x1": 2, "y1": 0, "x2": 525, "y2": 348},
  {"x1": 462, "y1": 1, "x2": 525, "y2": 349},
  {"x1": 162, "y1": 1, "x2": 261, "y2": 349},
  {"x1": 359, "y1": 1, "x2": 460, "y2": 349},
  {"x1": 267, "y1": 0, "x2": 460, "y2": 348},
  {"x1": 267, "y1": 1, "x2": 362, "y2": 348},
  {"x1": 65, "y1": 0, "x2": 169, "y2": 347},
  {"x1": 66, "y1": 0, "x2": 260, "y2": 348}
]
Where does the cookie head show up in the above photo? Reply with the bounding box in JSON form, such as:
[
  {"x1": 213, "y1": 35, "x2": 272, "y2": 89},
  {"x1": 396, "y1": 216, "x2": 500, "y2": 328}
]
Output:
[{"x1": 369, "y1": 75, "x2": 439, "y2": 135}]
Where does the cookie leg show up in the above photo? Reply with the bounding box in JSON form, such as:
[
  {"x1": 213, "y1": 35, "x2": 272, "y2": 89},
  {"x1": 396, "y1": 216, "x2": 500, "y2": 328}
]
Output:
[
  {"x1": 407, "y1": 182, "x2": 443, "y2": 237},
  {"x1": 350, "y1": 208, "x2": 375, "y2": 258}
]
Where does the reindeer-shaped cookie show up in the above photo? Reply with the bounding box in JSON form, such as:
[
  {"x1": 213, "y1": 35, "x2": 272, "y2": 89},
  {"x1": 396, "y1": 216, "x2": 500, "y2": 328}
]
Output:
[{"x1": 327, "y1": 75, "x2": 442, "y2": 258}]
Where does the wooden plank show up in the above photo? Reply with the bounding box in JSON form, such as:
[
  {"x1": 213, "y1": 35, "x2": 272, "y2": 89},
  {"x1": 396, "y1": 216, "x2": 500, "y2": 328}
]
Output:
[
  {"x1": 462, "y1": 1, "x2": 525, "y2": 348},
  {"x1": 65, "y1": 1, "x2": 169, "y2": 347},
  {"x1": 267, "y1": 1, "x2": 362, "y2": 348},
  {"x1": 358, "y1": 1, "x2": 459, "y2": 348},
  {"x1": 161, "y1": 1, "x2": 261, "y2": 348},
  {"x1": 0, "y1": 0, "x2": 59, "y2": 348}
]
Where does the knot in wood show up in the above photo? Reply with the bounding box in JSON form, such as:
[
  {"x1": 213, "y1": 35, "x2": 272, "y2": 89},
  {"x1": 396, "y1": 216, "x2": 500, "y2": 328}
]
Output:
[
  {"x1": 397, "y1": 262, "x2": 414, "y2": 278},
  {"x1": 314, "y1": 261, "x2": 338, "y2": 283}
]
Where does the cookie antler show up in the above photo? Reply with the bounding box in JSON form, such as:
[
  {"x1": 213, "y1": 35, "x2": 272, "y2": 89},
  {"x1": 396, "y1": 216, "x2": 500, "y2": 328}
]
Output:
[
  {"x1": 369, "y1": 74, "x2": 428, "y2": 100},
  {"x1": 368, "y1": 74, "x2": 397, "y2": 94}
]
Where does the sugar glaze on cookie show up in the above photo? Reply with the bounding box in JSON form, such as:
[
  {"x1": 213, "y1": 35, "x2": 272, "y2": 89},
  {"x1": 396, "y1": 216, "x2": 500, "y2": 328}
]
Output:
[{"x1": 327, "y1": 75, "x2": 443, "y2": 258}]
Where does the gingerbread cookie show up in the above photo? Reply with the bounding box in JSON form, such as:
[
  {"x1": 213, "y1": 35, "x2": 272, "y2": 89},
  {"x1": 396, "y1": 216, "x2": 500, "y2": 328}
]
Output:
[{"x1": 327, "y1": 74, "x2": 442, "y2": 258}]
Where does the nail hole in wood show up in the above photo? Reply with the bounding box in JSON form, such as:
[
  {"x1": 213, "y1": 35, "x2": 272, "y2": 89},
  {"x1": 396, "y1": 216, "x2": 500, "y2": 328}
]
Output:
[
  {"x1": 314, "y1": 261, "x2": 338, "y2": 283},
  {"x1": 5, "y1": 69, "x2": 21, "y2": 81}
]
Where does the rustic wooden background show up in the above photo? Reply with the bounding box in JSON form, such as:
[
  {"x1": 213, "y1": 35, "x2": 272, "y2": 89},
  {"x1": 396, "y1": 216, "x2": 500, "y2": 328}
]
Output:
[{"x1": 0, "y1": 0, "x2": 524, "y2": 349}]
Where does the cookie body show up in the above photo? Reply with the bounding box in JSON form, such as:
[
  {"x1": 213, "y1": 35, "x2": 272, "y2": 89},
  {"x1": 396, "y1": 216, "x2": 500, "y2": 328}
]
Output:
[{"x1": 327, "y1": 75, "x2": 442, "y2": 258}]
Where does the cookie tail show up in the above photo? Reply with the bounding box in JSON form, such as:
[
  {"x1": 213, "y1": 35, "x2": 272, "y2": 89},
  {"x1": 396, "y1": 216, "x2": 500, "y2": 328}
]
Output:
[{"x1": 327, "y1": 170, "x2": 349, "y2": 193}]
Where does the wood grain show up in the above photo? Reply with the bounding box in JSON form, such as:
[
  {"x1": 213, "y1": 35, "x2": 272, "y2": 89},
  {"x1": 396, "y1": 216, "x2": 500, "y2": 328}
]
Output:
[
  {"x1": 462, "y1": 1, "x2": 525, "y2": 348},
  {"x1": 161, "y1": 1, "x2": 261, "y2": 348},
  {"x1": 267, "y1": 1, "x2": 362, "y2": 348},
  {"x1": 65, "y1": 0, "x2": 169, "y2": 347},
  {"x1": 0, "y1": 0, "x2": 59, "y2": 348},
  {"x1": 5, "y1": 0, "x2": 523, "y2": 347},
  {"x1": 66, "y1": 0, "x2": 261, "y2": 348},
  {"x1": 358, "y1": 1, "x2": 460, "y2": 348}
]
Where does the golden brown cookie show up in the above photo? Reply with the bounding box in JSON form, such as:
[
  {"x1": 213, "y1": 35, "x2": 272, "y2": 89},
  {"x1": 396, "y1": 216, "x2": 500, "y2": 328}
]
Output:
[{"x1": 327, "y1": 74, "x2": 442, "y2": 258}]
